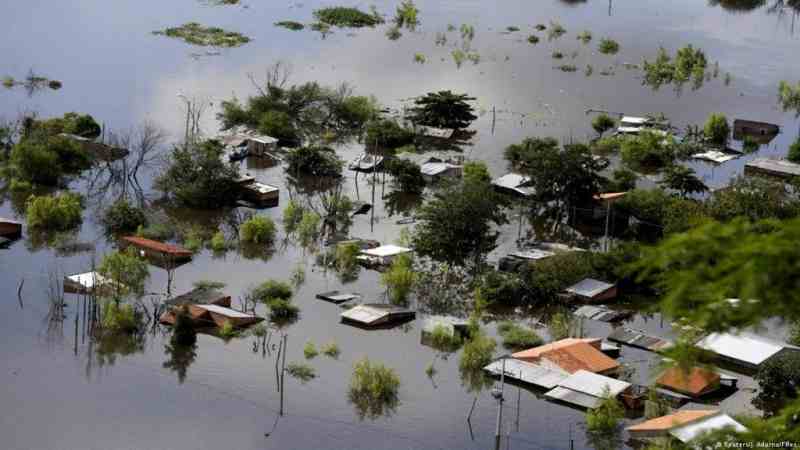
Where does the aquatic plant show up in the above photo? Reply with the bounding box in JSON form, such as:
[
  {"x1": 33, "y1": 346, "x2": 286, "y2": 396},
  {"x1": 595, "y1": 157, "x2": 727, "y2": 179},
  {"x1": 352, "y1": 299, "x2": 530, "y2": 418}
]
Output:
[
  {"x1": 240, "y1": 216, "x2": 276, "y2": 244},
  {"x1": 585, "y1": 64, "x2": 594, "y2": 76},
  {"x1": 152, "y1": 23, "x2": 251, "y2": 47},
  {"x1": 428, "y1": 324, "x2": 462, "y2": 352},
  {"x1": 385, "y1": 25, "x2": 402, "y2": 40},
  {"x1": 535, "y1": 23, "x2": 546, "y2": 31},
  {"x1": 381, "y1": 253, "x2": 417, "y2": 304},
  {"x1": 425, "y1": 362, "x2": 437, "y2": 378},
  {"x1": 413, "y1": 53, "x2": 426, "y2": 64},
  {"x1": 304, "y1": 341, "x2": 319, "y2": 359},
  {"x1": 577, "y1": 30, "x2": 592, "y2": 43},
  {"x1": 527, "y1": 34, "x2": 539, "y2": 44},
  {"x1": 322, "y1": 341, "x2": 340, "y2": 358},
  {"x1": 100, "y1": 300, "x2": 140, "y2": 333},
  {"x1": 497, "y1": 321, "x2": 542, "y2": 350},
  {"x1": 642, "y1": 45, "x2": 708, "y2": 91},
  {"x1": 26, "y1": 192, "x2": 83, "y2": 231},
  {"x1": 274, "y1": 21, "x2": 305, "y2": 31},
  {"x1": 101, "y1": 200, "x2": 147, "y2": 235},
  {"x1": 551, "y1": 51, "x2": 564, "y2": 59},
  {"x1": 598, "y1": 38, "x2": 620, "y2": 55},
  {"x1": 460, "y1": 24, "x2": 475, "y2": 41},
  {"x1": 348, "y1": 358, "x2": 400, "y2": 420},
  {"x1": 287, "y1": 363, "x2": 317, "y2": 382},
  {"x1": 394, "y1": 0, "x2": 419, "y2": 29},
  {"x1": 556, "y1": 64, "x2": 577, "y2": 72},
  {"x1": 452, "y1": 49, "x2": 466, "y2": 68},
  {"x1": 467, "y1": 52, "x2": 480, "y2": 65},
  {"x1": 547, "y1": 21, "x2": 566, "y2": 40},
  {"x1": 296, "y1": 211, "x2": 322, "y2": 248},
  {"x1": 779, "y1": 80, "x2": 800, "y2": 115},
  {"x1": 313, "y1": 7, "x2": 384, "y2": 28},
  {"x1": 2, "y1": 76, "x2": 13, "y2": 88}
]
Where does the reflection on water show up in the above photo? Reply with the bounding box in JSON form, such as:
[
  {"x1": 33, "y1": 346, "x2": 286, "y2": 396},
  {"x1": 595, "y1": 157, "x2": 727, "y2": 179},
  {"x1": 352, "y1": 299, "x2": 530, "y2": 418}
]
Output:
[{"x1": 163, "y1": 341, "x2": 198, "y2": 383}]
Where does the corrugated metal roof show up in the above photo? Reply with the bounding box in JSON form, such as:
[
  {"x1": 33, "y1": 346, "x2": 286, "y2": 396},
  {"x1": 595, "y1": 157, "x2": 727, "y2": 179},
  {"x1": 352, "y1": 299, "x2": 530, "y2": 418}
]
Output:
[
  {"x1": 420, "y1": 162, "x2": 461, "y2": 177},
  {"x1": 669, "y1": 413, "x2": 746, "y2": 443},
  {"x1": 574, "y1": 305, "x2": 628, "y2": 322},
  {"x1": 492, "y1": 173, "x2": 535, "y2": 196},
  {"x1": 66, "y1": 272, "x2": 112, "y2": 289},
  {"x1": 607, "y1": 327, "x2": 672, "y2": 351},
  {"x1": 627, "y1": 410, "x2": 718, "y2": 432},
  {"x1": 621, "y1": 116, "x2": 650, "y2": 125},
  {"x1": 544, "y1": 386, "x2": 602, "y2": 409},
  {"x1": 122, "y1": 236, "x2": 193, "y2": 258},
  {"x1": 565, "y1": 278, "x2": 614, "y2": 299},
  {"x1": 484, "y1": 359, "x2": 568, "y2": 389},
  {"x1": 340, "y1": 304, "x2": 413, "y2": 325},
  {"x1": 422, "y1": 316, "x2": 469, "y2": 334},
  {"x1": 692, "y1": 150, "x2": 739, "y2": 164},
  {"x1": 195, "y1": 305, "x2": 255, "y2": 319},
  {"x1": 746, "y1": 158, "x2": 800, "y2": 177},
  {"x1": 556, "y1": 370, "x2": 630, "y2": 398},
  {"x1": 362, "y1": 245, "x2": 412, "y2": 257},
  {"x1": 696, "y1": 332, "x2": 786, "y2": 367}
]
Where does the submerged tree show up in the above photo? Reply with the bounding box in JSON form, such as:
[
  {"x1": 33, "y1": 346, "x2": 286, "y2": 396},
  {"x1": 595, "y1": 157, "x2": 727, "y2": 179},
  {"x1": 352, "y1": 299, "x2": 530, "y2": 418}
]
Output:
[
  {"x1": 408, "y1": 91, "x2": 477, "y2": 130},
  {"x1": 155, "y1": 139, "x2": 239, "y2": 208},
  {"x1": 658, "y1": 165, "x2": 708, "y2": 197},
  {"x1": 348, "y1": 358, "x2": 400, "y2": 420}
]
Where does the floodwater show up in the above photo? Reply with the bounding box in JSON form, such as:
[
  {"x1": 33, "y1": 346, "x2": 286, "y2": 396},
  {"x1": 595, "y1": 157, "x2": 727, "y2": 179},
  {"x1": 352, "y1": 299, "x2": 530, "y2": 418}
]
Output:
[{"x1": 1, "y1": 1, "x2": 799, "y2": 449}]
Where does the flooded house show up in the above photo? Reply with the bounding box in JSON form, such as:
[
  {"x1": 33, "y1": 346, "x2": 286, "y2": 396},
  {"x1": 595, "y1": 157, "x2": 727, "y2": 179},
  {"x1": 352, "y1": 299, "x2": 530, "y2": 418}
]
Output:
[
  {"x1": 420, "y1": 159, "x2": 463, "y2": 183},
  {"x1": 121, "y1": 236, "x2": 193, "y2": 266},
  {"x1": 745, "y1": 157, "x2": 800, "y2": 181},
  {"x1": 240, "y1": 181, "x2": 280, "y2": 208},
  {"x1": 491, "y1": 173, "x2": 535, "y2": 197},
  {"x1": 218, "y1": 129, "x2": 279, "y2": 159},
  {"x1": 733, "y1": 119, "x2": 780, "y2": 144},
  {"x1": 607, "y1": 327, "x2": 673, "y2": 352},
  {"x1": 340, "y1": 304, "x2": 416, "y2": 328},
  {"x1": 357, "y1": 244, "x2": 412, "y2": 266},
  {"x1": 0, "y1": 217, "x2": 22, "y2": 240},
  {"x1": 655, "y1": 366, "x2": 721, "y2": 399},
  {"x1": 574, "y1": 305, "x2": 632, "y2": 323},
  {"x1": 63, "y1": 271, "x2": 118, "y2": 296},
  {"x1": 544, "y1": 370, "x2": 633, "y2": 410},
  {"x1": 691, "y1": 149, "x2": 741, "y2": 164},
  {"x1": 626, "y1": 410, "x2": 746, "y2": 443},
  {"x1": 316, "y1": 291, "x2": 361, "y2": 304},
  {"x1": 498, "y1": 242, "x2": 584, "y2": 272},
  {"x1": 614, "y1": 116, "x2": 670, "y2": 136},
  {"x1": 564, "y1": 278, "x2": 617, "y2": 303},
  {"x1": 695, "y1": 332, "x2": 800, "y2": 372},
  {"x1": 348, "y1": 154, "x2": 384, "y2": 172}
]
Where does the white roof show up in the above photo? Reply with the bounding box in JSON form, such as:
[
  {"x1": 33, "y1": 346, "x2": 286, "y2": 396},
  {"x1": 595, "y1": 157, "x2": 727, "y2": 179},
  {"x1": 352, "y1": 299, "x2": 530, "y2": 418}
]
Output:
[
  {"x1": 509, "y1": 249, "x2": 555, "y2": 260},
  {"x1": 621, "y1": 116, "x2": 650, "y2": 125},
  {"x1": 566, "y1": 278, "x2": 614, "y2": 298},
  {"x1": 66, "y1": 272, "x2": 112, "y2": 289},
  {"x1": 696, "y1": 332, "x2": 786, "y2": 366},
  {"x1": 545, "y1": 386, "x2": 604, "y2": 409},
  {"x1": 485, "y1": 359, "x2": 568, "y2": 389},
  {"x1": 195, "y1": 304, "x2": 256, "y2": 319},
  {"x1": 248, "y1": 135, "x2": 278, "y2": 144},
  {"x1": 250, "y1": 182, "x2": 279, "y2": 194},
  {"x1": 361, "y1": 245, "x2": 412, "y2": 258},
  {"x1": 493, "y1": 173, "x2": 530, "y2": 189},
  {"x1": 421, "y1": 162, "x2": 460, "y2": 176},
  {"x1": 692, "y1": 150, "x2": 739, "y2": 164},
  {"x1": 617, "y1": 126, "x2": 643, "y2": 134},
  {"x1": 670, "y1": 413, "x2": 746, "y2": 443},
  {"x1": 340, "y1": 304, "x2": 412, "y2": 325},
  {"x1": 556, "y1": 370, "x2": 631, "y2": 398}
]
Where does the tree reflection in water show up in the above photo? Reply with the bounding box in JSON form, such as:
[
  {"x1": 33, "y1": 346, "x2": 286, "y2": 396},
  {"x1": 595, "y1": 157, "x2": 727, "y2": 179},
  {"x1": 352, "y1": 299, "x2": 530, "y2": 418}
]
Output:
[{"x1": 163, "y1": 341, "x2": 198, "y2": 384}]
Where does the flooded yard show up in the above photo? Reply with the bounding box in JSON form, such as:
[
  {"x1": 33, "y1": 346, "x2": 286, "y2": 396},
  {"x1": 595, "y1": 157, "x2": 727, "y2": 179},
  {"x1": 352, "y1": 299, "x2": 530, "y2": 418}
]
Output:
[{"x1": 2, "y1": 1, "x2": 800, "y2": 449}]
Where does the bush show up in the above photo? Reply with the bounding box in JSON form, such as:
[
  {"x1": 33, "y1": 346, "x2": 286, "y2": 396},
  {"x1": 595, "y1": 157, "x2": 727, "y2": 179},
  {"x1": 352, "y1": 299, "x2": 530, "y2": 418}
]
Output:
[
  {"x1": 282, "y1": 200, "x2": 306, "y2": 233},
  {"x1": 527, "y1": 35, "x2": 540, "y2": 44},
  {"x1": 586, "y1": 387, "x2": 624, "y2": 432},
  {"x1": 26, "y1": 192, "x2": 83, "y2": 231},
  {"x1": 296, "y1": 211, "x2": 321, "y2": 247},
  {"x1": 258, "y1": 110, "x2": 298, "y2": 143},
  {"x1": 704, "y1": 113, "x2": 730, "y2": 146},
  {"x1": 210, "y1": 231, "x2": 227, "y2": 252},
  {"x1": 313, "y1": 6, "x2": 384, "y2": 27},
  {"x1": 497, "y1": 321, "x2": 543, "y2": 350},
  {"x1": 459, "y1": 332, "x2": 496, "y2": 373},
  {"x1": 592, "y1": 114, "x2": 616, "y2": 137},
  {"x1": 155, "y1": 140, "x2": 240, "y2": 208},
  {"x1": 182, "y1": 227, "x2": 205, "y2": 253},
  {"x1": 365, "y1": 119, "x2": 415, "y2": 149},
  {"x1": 98, "y1": 248, "x2": 150, "y2": 298},
  {"x1": 252, "y1": 280, "x2": 293, "y2": 302},
  {"x1": 322, "y1": 341, "x2": 340, "y2": 358},
  {"x1": 102, "y1": 200, "x2": 147, "y2": 235},
  {"x1": 335, "y1": 241, "x2": 361, "y2": 273},
  {"x1": 10, "y1": 135, "x2": 91, "y2": 185},
  {"x1": 428, "y1": 324, "x2": 462, "y2": 352},
  {"x1": 788, "y1": 139, "x2": 800, "y2": 164},
  {"x1": 385, "y1": 158, "x2": 424, "y2": 193},
  {"x1": 598, "y1": 38, "x2": 620, "y2": 55},
  {"x1": 30, "y1": 112, "x2": 101, "y2": 139},
  {"x1": 395, "y1": 0, "x2": 419, "y2": 28},
  {"x1": 219, "y1": 320, "x2": 238, "y2": 338},
  {"x1": 285, "y1": 146, "x2": 343, "y2": 177},
  {"x1": 136, "y1": 222, "x2": 175, "y2": 241},
  {"x1": 286, "y1": 362, "x2": 317, "y2": 382},
  {"x1": 274, "y1": 21, "x2": 304, "y2": 31},
  {"x1": 463, "y1": 161, "x2": 491, "y2": 184},
  {"x1": 240, "y1": 216, "x2": 276, "y2": 244},
  {"x1": 620, "y1": 131, "x2": 676, "y2": 171},
  {"x1": 172, "y1": 306, "x2": 197, "y2": 346},
  {"x1": 304, "y1": 341, "x2": 319, "y2": 359},
  {"x1": 348, "y1": 358, "x2": 400, "y2": 419},
  {"x1": 381, "y1": 253, "x2": 416, "y2": 304},
  {"x1": 754, "y1": 351, "x2": 800, "y2": 414},
  {"x1": 100, "y1": 300, "x2": 140, "y2": 333}
]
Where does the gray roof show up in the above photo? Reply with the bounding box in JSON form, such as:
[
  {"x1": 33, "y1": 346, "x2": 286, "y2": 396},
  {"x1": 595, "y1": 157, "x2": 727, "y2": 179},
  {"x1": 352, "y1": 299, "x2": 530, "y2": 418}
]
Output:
[
  {"x1": 340, "y1": 304, "x2": 414, "y2": 325},
  {"x1": 695, "y1": 332, "x2": 795, "y2": 367},
  {"x1": 574, "y1": 305, "x2": 628, "y2": 322},
  {"x1": 746, "y1": 158, "x2": 800, "y2": 177},
  {"x1": 484, "y1": 359, "x2": 568, "y2": 389},
  {"x1": 670, "y1": 413, "x2": 746, "y2": 443},
  {"x1": 422, "y1": 315, "x2": 469, "y2": 335},
  {"x1": 607, "y1": 327, "x2": 672, "y2": 351},
  {"x1": 565, "y1": 278, "x2": 614, "y2": 299},
  {"x1": 492, "y1": 173, "x2": 535, "y2": 196},
  {"x1": 166, "y1": 287, "x2": 228, "y2": 307},
  {"x1": 556, "y1": 370, "x2": 631, "y2": 398},
  {"x1": 545, "y1": 386, "x2": 603, "y2": 409}
]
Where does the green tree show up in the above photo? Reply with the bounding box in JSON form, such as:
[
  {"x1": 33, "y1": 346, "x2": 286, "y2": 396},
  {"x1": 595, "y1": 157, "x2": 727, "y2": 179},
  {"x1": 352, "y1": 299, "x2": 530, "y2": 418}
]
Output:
[
  {"x1": 586, "y1": 386, "x2": 624, "y2": 432},
  {"x1": 365, "y1": 118, "x2": 415, "y2": 149},
  {"x1": 592, "y1": 114, "x2": 616, "y2": 137},
  {"x1": 705, "y1": 176, "x2": 800, "y2": 222},
  {"x1": 620, "y1": 131, "x2": 677, "y2": 171},
  {"x1": 98, "y1": 248, "x2": 150, "y2": 300},
  {"x1": 102, "y1": 200, "x2": 147, "y2": 235},
  {"x1": 240, "y1": 215, "x2": 276, "y2": 244},
  {"x1": 659, "y1": 165, "x2": 708, "y2": 197},
  {"x1": 381, "y1": 253, "x2": 417, "y2": 304},
  {"x1": 753, "y1": 352, "x2": 800, "y2": 414},
  {"x1": 155, "y1": 140, "x2": 239, "y2": 208},
  {"x1": 463, "y1": 161, "x2": 491, "y2": 184},
  {"x1": 788, "y1": 139, "x2": 800, "y2": 163},
  {"x1": 385, "y1": 158, "x2": 424, "y2": 193},
  {"x1": 408, "y1": 91, "x2": 477, "y2": 130},
  {"x1": 26, "y1": 192, "x2": 83, "y2": 231},
  {"x1": 412, "y1": 178, "x2": 507, "y2": 270},
  {"x1": 285, "y1": 146, "x2": 343, "y2": 177},
  {"x1": 703, "y1": 113, "x2": 730, "y2": 146}
]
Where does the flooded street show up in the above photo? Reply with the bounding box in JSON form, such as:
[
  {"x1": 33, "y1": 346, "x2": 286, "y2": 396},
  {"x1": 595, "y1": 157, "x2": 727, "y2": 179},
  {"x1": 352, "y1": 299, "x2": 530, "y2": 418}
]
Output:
[{"x1": 2, "y1": 1, "x2": 800, "y2": 449}]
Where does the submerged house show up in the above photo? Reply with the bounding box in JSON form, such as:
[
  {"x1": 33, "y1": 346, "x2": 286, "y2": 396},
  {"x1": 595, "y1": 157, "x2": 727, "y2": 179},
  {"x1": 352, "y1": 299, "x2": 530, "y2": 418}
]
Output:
[
  {"x1": 615, "y1": 116, "x2": 670, "y2": 136},
  {"x1": 240, "y1": 181, "x2": 280, "y2": 207},
  {"x1": 544, "y1": 370, "x2": 632, "y2": 409},
  {"x1": 0, "y1": 218, "x2": 22, "y2": 240},
  {"x1": 63, "y1": 271, "x2": 118, "y2": 296},
  {"x1": 733, "y1": 119, "x2": 779, "y2": 144},
  {"x1": 420, "y1": 160, "x2": 463, "y2": 183},
  {"x1": 564, "y1": 278, "x2": 617, "y2": 303},
  {"x1": 745, "y1": 158, "x2": 800, "y2": 181},
  {"x1": 655, "y1": 367, "x2": 721, "y2": 399},
  {"x1": 627, "y1": 410, "x2": 745, "y2": 443},
  {"x1": 695, "y1": 332, "x2": 800, "y2": 372},
  {"x1": 607, "y1": 327, "x2": 673, "y2": 352},
  {"x1": 357, "y1": 245, "x2": 412, "y2": 266},
  {"x1": 492, "y1": 173, "x2": 535, "y2": 197},
  {"x1": 122, "y1": 236, "x2": 193, "y2": 265},
  {"x1": 159, "y1": 288, "x2": 261, "y2": 329},
  {"x1": 340, "y1": 304, "x2": 415, "y2": 328}
]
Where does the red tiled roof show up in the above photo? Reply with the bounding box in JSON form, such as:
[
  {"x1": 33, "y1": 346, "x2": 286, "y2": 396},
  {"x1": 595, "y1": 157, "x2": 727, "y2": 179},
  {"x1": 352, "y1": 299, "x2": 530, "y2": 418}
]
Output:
[
  {"x1": 122, "y1": 236, "x2": 193, "y2": 258},
  {"x1": 512, "y1": 338, "x2": 619, "y2": 374},
  {"x1": 627, "y1": 410, "x2": 718, "y2": 432},
  {"x1": 656, "y1": 367, "x2": 721, "y2": 397}
]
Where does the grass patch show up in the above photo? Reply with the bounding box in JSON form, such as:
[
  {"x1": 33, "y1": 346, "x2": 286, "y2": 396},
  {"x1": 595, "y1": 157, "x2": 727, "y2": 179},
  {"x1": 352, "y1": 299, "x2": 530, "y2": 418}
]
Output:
[
  {"x1": 428, "y1": 324, "x2": 462, "y2": 352},
  {"x1": 286, "y1": 362, "x2": 317, "y2": 383},
  {"x1": 577, "y1": 30, "x2": 592, "y2": 43},
  {"x1": 551, "y1": 51, "x2": 564, "y2": 59},
  {"x1": 413, "y1": 53, "x2": 426, "y2": 64},
  {"x1": 598, "y1": 38, "x2": 620, "y2": 55},
  {"x1": 275, "y1": 21, "x2": 305, "y2": 31},
  {"x1": 547, "y1": 21, "x2": 566, "y2": 40},
  {"x1": 304, "y1": 341, "x2": 319, "y2": 359},
  {"x1": 313, "y1": 6, "x2": 384, "y2": 28},
  {"x1": 348, "y1": 358, "x2": 400, "y2": 420},
  {"x1": 498, "y1": 321, "x2": 543, "y2": 350},
  {"x1": 322, "y1": 341, "x2": 341, "y2": 358},
  {"x1": 386, "y1": 25, "x2": 402, "y2": 40},
  {"x1": 527, "y1": 34, "x2": 539, "y2": 44},
  {"x1": 153, "y1": 23, "x2": 251, "y2": 47},
  {"x1": 506, "y1": 26, "x2": 520, "y2": 32}
]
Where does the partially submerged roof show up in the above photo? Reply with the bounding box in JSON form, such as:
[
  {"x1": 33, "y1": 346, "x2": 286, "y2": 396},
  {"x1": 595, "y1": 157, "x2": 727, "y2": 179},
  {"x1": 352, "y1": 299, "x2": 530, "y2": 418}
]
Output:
[
  {"x1": 247, "y1": 182, "x2": 279, "y2": 194},
  {"x1": 574, "y1": 305, "x2": 630, "y2": 322},
  {"x1": 340, "y1": 304, "x2": 415, "y2": 327},
  {"x1": 656, "y1": 366, "x2": 721, "y2": 397},
  {"x1": 422, "y1": 315, "x2": 470, "y2": 335},
  {"x1": 195, "y1": 304, "x2": 255, "y2": 318},
  {"x1": 492, "y1": 173, "x2": 535, "y2": 196},
  {"x1": 316, "y1": 291, "x2": 361, "y2": 304},
  {"x1": 620, "y1": 116, "x2": 650, "y2": 125},
  {"x1": 746, "y1": 158, "x2": 800, "y2": 178},
  {"x1": 545, "y1": 370, "x2": 631, "y2": 409},
  {"x1": 166, "y1": 287, "x2": 231, "y2": 307},
  {"x1": 695, "y1": 332, "x2": 792, "y2": 367},
  {"x1": 361, "y1": 245, "x2": 412, "y2": 258},
  {"x1": 607, "y1": 327, "x2": 672, "y2": 352},
  {"x1": 565, "y1": 278, "x2": 615, "y2": 299},
  {"x1": 65, "y1": 272, "x2": 113, "y2": 289},
  {"x1": 122, "y1": 236, "x2": 193, "y2": 258},
  {"x1": 508, "y1": 249, "x2": 555, "y2": 261},
  {"x1": 421, "y1": 162, "x2": 461, "y2": 177},
  {"x1": 669, "y1": 412, "x2": 746, "y2": 443},
  {"x1": 692, "y1": 150, "x2": 740, "y2": 164},
  {"x1": 627, "y1": 410, "x2": 718, "y2": 433},
  {"x1": 485, "y1": 358, "x2": 568, "y2": 389},
  {"x1": 512, "y1": 338, "x2": 619, "y2": 374}
]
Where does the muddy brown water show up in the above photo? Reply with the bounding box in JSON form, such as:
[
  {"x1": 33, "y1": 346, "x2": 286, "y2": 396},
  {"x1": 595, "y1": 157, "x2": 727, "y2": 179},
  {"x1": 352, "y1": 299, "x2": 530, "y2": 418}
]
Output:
[{"x1": 2, "y1": 1, "x2": 799, "y2": 449}]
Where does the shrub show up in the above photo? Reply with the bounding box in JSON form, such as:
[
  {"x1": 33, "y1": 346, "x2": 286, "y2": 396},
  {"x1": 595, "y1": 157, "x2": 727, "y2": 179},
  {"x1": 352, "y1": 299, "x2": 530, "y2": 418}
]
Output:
[
  {"x1": 26, "y1": 192, "x2": 83, "y2": 231},
  {"x1": 365, "y1": 119, "x2": 415, "y2": 149},
  {"x1": 547, "y1": 21, "x2": 566, "y2": 40},
  {"x1": 274, "y1": 21, "x2": 304, "y2": 31},
  {"x1": 285, "y1": 146, "x2": 343, "y2": 177},
  {"x1": 592, "y1": 114, "x2": 616, "y2": 137},
  {"x1": 322, "y1": 341, "x2": 340, "y2": 358},
  {"x1": 100, "y1": 300, "x2": 140, "y2": 334},
  {"x1": 386, "y1": 25, "x2": 402, "y2": 40},
  {"x1": 620, "y1": 131, "x2": 676, "y2": 171},
  {"x1": 252, "y1": 280, "x2": 293, "y2": 302},
  {"x1": 704, "y1": 113, "x2": 730, "y2": 146},
  {"x1": 459, "y1": 332, "x2": 496, "y2": 373},
  {"x1": 98, "y1": 248, "x2": 150, "y2": 298},
  {"x1": 586, "y1": 387, "x2": 624, "y2": 432},
  {"x1": 385, "y1": 158, "x2": 424, "y2": 193},
  {"x1": 102, "y1": 200, "x2": 147, "y2": 235},
  {"x1": 286, "y1": 363, "x2": 317, "y2": 382},
  {"x1": 463, "y1": 161, "x2": 491, "y2": 184},
  {"x1": 497, "y1": 321, "x2": 543, "y2": 350},
  {"x1": 304, "y1": 341, "x2": 319, "y2": 359},
  {"x1": 155, "y1": 140, "x2": 239, "y2": 208},
  {"x1": 787, "y1": 140, "x2": 800, "y2": 164},
  {"x1": 428, "y1": 324, "x2": 462, "y2": 352},
  {"x1": 335, "y1": 241, "x2": 361, "y2": 273},
  {"x1": 10, "y1": 135, "x2": 91, "y2": 185},
  {"x1": 136, "y1": 222, "x2": 174, "y2": 241},
  {"x1": 266, "y1": 298, "x2": 299, "y2": 322},
  {"x1": 219, "y1": 320, "x2": 238, "y2": 338},
  {"x1": 296, "y1": 211, "x2": 321, "y2": 247},
  {"x1": 552, "y1": 51, "x2": 564, "y2": 59},
  {"x1": 240, "y1": 216, "x2": 276, "y2": 244},
  {"x1": 413, "y1": 53, "x2": 426, "y2": 63},
  {"x1": 182, "y1": 227, "x2": 205, "y2": 253},
  {"x1": 210, "y1": 231, "x2": 227, "y2": 252},
  {"x1": 313, "y1": 7, "x2": 384, "y2": 28},
  {"x1": 153, "y1": 23, "x2": 251, "y2": 47},
  {"x1": 577, "y1": 30, "x2": 592, "y2": 43},
  {"x1": 742, "y1": 136, "x2": 759, "y2": 153},
  {"x1": 348, "y1": 358, "x2": 400, "y2": 419},
  {"x1": 527, "y1": 34, "x2": 540, "y2": 44},
  {"x1": 258, "y1": 110, "x2": 298, "y2": 143},
  {"x1": 30, "y1": 112, "x2": 101, "y2": 139},
  {"x1": 381, "y1": 253, "x2": 417, "y2": 304},
  {"x1": 598, "y1": 38, "x2": 620, "y2": 55},
  {"x1": 394, "y1": 0, "x2": 419, "y2": 29},
  {"x1": 283, "y1": 200, "x2": 305, "y2": 233}
]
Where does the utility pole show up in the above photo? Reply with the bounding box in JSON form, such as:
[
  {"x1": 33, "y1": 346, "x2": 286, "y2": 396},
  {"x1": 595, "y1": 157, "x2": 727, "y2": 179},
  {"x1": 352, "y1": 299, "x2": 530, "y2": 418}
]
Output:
[
  {"x1": 493, "y1": 357, "x2": 506, "y2": 450},
  {"x1": 603, "y1": 199, "x2": 612, "y2": 253}
]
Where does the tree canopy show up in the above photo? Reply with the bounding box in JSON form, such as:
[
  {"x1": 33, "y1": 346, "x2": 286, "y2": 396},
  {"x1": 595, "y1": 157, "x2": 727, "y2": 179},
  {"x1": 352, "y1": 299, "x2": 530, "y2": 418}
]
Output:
[
  {"x1": 155, "y1": 140, "x2": 240, "y2": 208},
  {"x1": 408, "y1": 91, "x2": 477, "y2": 130}
]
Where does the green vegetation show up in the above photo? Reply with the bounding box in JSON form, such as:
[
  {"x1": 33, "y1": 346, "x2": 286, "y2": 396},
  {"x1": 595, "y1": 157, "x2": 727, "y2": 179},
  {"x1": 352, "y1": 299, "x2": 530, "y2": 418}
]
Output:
[
  {"x1": 219, "y1": 320, "x2": 238, "y2": 338},
  {"x1": 365, "y1": 118, "x2": 415, "y2": 149},
  {"x1": 209, "y1": 231, "x2": 227, "y2": 252},
  {"x1": 659, "y1": 165, "x2": 708, "y2": 197},
  {"x1": 459, "y1": 331, "x2": 496, "y2": 373},
  {"x1": 153, "y1": 23, "x2": 251, "y2": 47},
  {"x1": 452, "y1": 49, "x2": 466, "y2": 68},
  {"x1": 703, "y1": 112, "x2": 730, "y2": 146},
  {"x1": 460, "y1": 24, "x2": 475, "y2": 41},
  {"x1": 527, "y1": 35, "x2": 540, "y2": 44},
  {"x1": 102, "y1": 200, "x2": 147, "y2": 235},
  {"x1": 556, "y1": 64, "x2": 577, "y2": 72},
  {"x1": 313, "y1": 7, "x2": 384, "y2": 28},
  {"x1": 506, "y1": 26, "x2": 520, "y2": 32},
  {"x1": 100, "y1": 300, "x2": 140, "y2": 333},
  {"x1": 428, "y1": 324, "x2": 462, "y2": 352},
  {"x1": 425, "y1": 362, "x2": 437, "y2": 378},
  {"x1": 251, "y1": 280, "x2": 299, "y2": 323},
  {"x1": 586, "y1": 386, "x2": 624, "y2": 432},
  {"x1": 788, "y1": 139, "x2": 800, "y2": 163},
  {"x1": 9, "y1": 134, "x2": 92, "y2": 185},
  {"x1": 598, "y1": 38, "x2": 620, "y2": 55},
  {"x1": 408, "y1": 90, "x2": 477, "y2": 130},
  {"x1": 577, "y1": 30, "x2": 592, "y2": 43},
  {"x1": 778, "y1": 80, "x2": 800, "y2": 115},
  {"x1": 285, "y1": 146, "x2": 343, "y2": 177},
  {"x1": 296, "y1": 211, "x2": 322, "y2": 247},
  {"x1": 348, "y1": 358, "x2": 400, "y2": 420},
  {"x1": 753, "y1": 352, "x2": 800, "y2": 414},
  {"x1": 381, "y1": 253, "x2": 417, "y2": 304},
  {"x1": 98, "y1": 248, "x2": 150, "y2": 298},
  {"x1": 155, "y1": 140, "x2": 239, "y2": 208},
  {"x1": 620, "y1": 131, "x2": 677, "y2": 171},
  {"x1": 286, "y1": 362, "x2": 317, "y2": 382},
  {"x1": 304, "y1": 341, "x2": 319, "y2": 359},
  {"x1": 136, "y1": 222, "x2": 174, "y2": 241},
  {"x1": 275, "y1": 21, "x2": 304, "y2": 31},
  {"x1": 171, "y1": 306, "x2": 197, "y2": 346},
  {"x1": 26, "y1": 192, "x2": 83, "y2": 231},
  {"x1": 193, "y1": 280, "x2": 226, "y2": 290},
  {"x1": 385, "y1": 158, "x2": 424, "y2": 193},
  {"x1": 547, "y1": 21, "x2": 566, "y2": 40},
  {"x1": 592, "y1": 114, "x2": 616, "y2": 137},
  {"x1": 548, "y1": 310, "x2": 580, "y2": 340},
  {"x1": 394, "y1": 0, "x2": 419, "y2": 29},
  {"x1": 322, "y1": 341, "x2": 340, "y2": 358},
  {"x1": 535, "y1": 24, "x2": 546, "y2": 31},
  {"x1": 497, "y1": 321, "x2": 543, "y2": 350},
  {"x1": 240, "y1": 216, "x2": 277, "y2": 244},
  {"x1": 386, "y1": 26, "x2": 402, "y2": 40},
  {"x1": 26, "y1": 112, "x2": 101, "y2": 138},
  {"x1": 283, "y1": 200, "x2": 305, "y2": 232},
  {"x1": 334, "y1": 241, "x2": 361, "y2": 275},
  {"x1": 413, "y1": 53, "x2": 426, "y2": 64},
  {"x1": 643, "y1": 45, "x2": 708, "y2": 90},
  {"x1": 551, "y1": 51, "x2": 564, "y2": 59}
]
